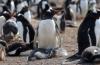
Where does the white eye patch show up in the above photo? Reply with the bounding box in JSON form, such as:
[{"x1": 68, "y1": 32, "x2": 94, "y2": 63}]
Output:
[
  {"x1": 42, "y1": 1, "x2": 48, "y2": 10},
  {"x1": 47, "y1": 6, "x2": 53, "y2": 12},
  {"x1": 17, "y1": 13, "x2": 22, "y2": 16},
  {"x1": 94, "y1": 49, "x2": 98, "y2": 55},
  {"x1": 3, "y1": 11, "x2": 8, "y2": 14}
]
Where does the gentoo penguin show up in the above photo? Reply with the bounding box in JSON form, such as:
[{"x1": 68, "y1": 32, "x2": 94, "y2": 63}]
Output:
[
  {"x1": 16, "y1": 13, "x2": 35, "y2": 48},
  {"x1": 36, "y1": 0, "x2": 48, "y2": 19},
  {"x1": 28, "y1": 1, "x2": 68, "y2": 60},
  {"x1": 15, "y1": 0, "x2": 32, "y2": 43},
  {"x1": 28, "y1": 0, "x2": 57, "y2": 60},
  {"x1": 0, "y1": 11, "x2": 11, "y2": 35},
  {"x1": 1, "y1": 17, "x2": 18, "y2": 56},
  {"x1": 5, "y1": 0, "x2": 15, "y2": 14},
  {"x1": 78, "y1": 7, "x2": 100, "y2": 56},
  {"x1": 53, "y1": 11, "x2": 65, "y2": 33},
  {"x1": 66, "y1": 0, "x2": 99, "y2": 60},
  {"x1": 81, "y1": 46, "x2": 100, "y2": 62},
  {"x1": 79, "y1": 0, "x2": 97, "y2": 18},
  {"x1": 1, "y1": 17, "x2": 34, "y2": 56},
  {"x1": 2, "y1": 17, "x2": 18, "y2": 42},
  {"x1": 28, "y1": 48, "x2": 56, "y2": 61},
  {"x1": 64, "y1": 0, "x2": 77, "y2": 27},
  {"x1": 36, "y1": 3, "x2": 58, "y2": 49},
  {"x1": 16, "y1": 0, "x2": 32, "y2": 23}
]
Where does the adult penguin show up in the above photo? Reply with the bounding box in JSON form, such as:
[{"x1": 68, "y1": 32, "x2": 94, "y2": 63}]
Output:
[
  {"x1": 67, "y1": 0, "x2": 100, "y2": 60},
  {"x1": 77, "y1": 0, "x2": 100, "y2": 56},
  {"x1": 15, "y1": 0, "x2": 32, "y2": 43},
  {"x1": 27, "y1": 0, "x2": 68, "y2": 60},
  {"x1": 16, "y1": 13, "x2": 35, "y2": 49}
]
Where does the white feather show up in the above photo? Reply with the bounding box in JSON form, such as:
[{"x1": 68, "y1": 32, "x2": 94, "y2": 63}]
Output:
[
  {"x1": 42, "y1": 1, "x2": 48, "y2": 10},
  {"x1": 69, "y1": 4, "x2": 76, "y2": 25},
  {"x1": 34, "y1": 51, "x2": 48, "y2": 59},
  {"x1": 10, "y1": 0, "x2": 15, "y2": 14},
  {"x1": 16, "y1": 21, "x2": 24, "y2": 41},
  {"x1": 88, "y1": 0, "x2": 97, "y2": 13},
  {"x1": 95, "y1": 18, "x2": 100, "y2": 47},
  {"x1": 54, "y1": 15, "x2": 62, "y2": 31},
  {"x1": 26, "y1": 27, "x2": 29, "y2": 43},
  {"x1": 79, "y1": 0, "x2": 97, "y2": 17},
  {"x1": 17, "y1": 1, "x2": 28, "y2": 13},
  {"x1": 37, "y1": 19, "x2": 58, "y2": 48},
  {"x1": 33, "y1": 0, "x2": 41, "y2": 5},
  {"x1": 0, "y1": 16, "x2": 6, "y2": 35},
  {"x1": 24, "y1": 10, "x2": 32, "y2": 23},
  {"x1": 80, "y1": 0, "x2": 88, "y2": 17},
  {"x1": 8, "y1": 50, "x2": 16, "y2": 55},
  {"x1": 56, "y1": 48, "x2": 68, "y2": 57},
  {"x1": 16, "y1": 21, "x2": 29, "y2": 43}
]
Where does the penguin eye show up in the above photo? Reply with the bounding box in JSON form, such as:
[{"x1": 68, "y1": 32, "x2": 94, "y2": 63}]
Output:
[
  {"x1": 94, "y1": 49, "x2": 98, "y2": 54},
  {"x1": 3, "y1": 11, "x2": 8, "y2": 14},
  {"x1": 17, "y1": 13, "x2": 22, "y2": 17}
]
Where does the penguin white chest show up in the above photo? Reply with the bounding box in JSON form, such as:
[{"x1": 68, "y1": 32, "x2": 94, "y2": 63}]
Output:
[
  {"x1": 38, "y1": 19, "x2": 58, "y2": 48},
  {"x1": 80, "y1": 0, "x2": 88, "y2": 17},
  {"x1": 24, "y1": 10, "x2": 32, "y2": 23},
  {"x1": 95, "y1": 18, "x2": 100, "y2": 47},
  {"x1": 16, "y1": 21, "x2": 24, "y2": 40},
  {"x1": 16, "y1": 21, "x2": 29, "y2": 43},
  {"x1": 0, "y1": 16, "x2": 6, "y2": 35}
]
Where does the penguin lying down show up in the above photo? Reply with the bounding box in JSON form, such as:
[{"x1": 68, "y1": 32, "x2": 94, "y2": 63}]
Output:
[
  {"x1": 81, "y1": 46, "x2": 100, "y2": 62},
  {"x1": 28, "y1": 48, "x2": 56, "y2": 61},
  {"x1": 65, "y1": 46, "x2": 100, "y2": 63},
  {"x1": 28, "y1": 48, "x2": 68, "y2": 61}
]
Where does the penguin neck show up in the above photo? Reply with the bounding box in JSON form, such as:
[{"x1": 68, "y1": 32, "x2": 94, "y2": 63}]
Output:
[{"x1": 41, "y1": 12, "x2": 53, "y2": 20}]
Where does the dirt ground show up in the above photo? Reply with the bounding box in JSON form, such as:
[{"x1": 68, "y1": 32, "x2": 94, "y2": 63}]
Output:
[{"x1": 0, "y1": 0, "x2": 100, "y2": 65}]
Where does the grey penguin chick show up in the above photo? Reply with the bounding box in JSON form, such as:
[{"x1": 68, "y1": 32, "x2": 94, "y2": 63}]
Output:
[{"x1": 81, "y1": 46, "x2": 100, "y2": 62}]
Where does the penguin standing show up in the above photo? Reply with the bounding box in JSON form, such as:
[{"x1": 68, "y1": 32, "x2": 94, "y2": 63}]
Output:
[
  {"x1": 66, "y1": 0, "x2": 100, "y2": 60},
  {"x1": 15, "y1": 0, "x2": 32, "y2": 43},
  {"x1": 28, "y1": 0, "x2": 68, "y2": 60}
]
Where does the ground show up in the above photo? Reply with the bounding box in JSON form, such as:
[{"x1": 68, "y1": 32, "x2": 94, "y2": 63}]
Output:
[{"x1": 0, "y1": 0, "x2": 100, "y2": 65}]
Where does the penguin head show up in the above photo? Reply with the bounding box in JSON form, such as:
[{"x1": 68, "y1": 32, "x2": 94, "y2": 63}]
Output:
[
  {"x1": 41, "y1": 1, "x2": 55, "y2": 19},
  {"x1": 2, "y1": 11, "x2": 11, "y2": 20},
  {"x1": 88, "y1": 0, "x2": 97, "y2": 13},
  {"x1": 3, "y1": 19, "x2": 18, "y2": 41}
]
